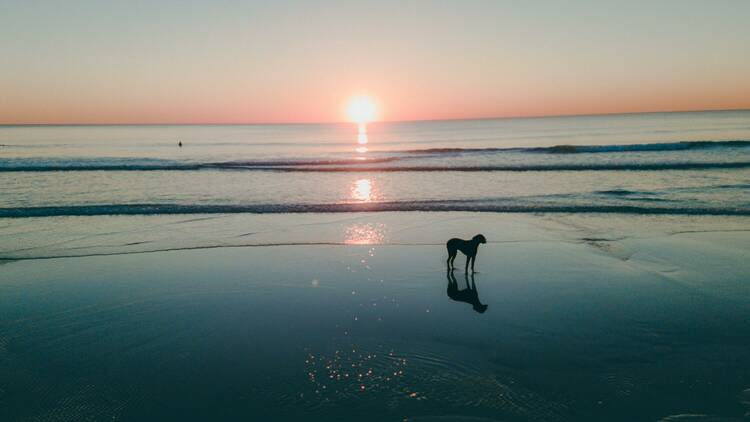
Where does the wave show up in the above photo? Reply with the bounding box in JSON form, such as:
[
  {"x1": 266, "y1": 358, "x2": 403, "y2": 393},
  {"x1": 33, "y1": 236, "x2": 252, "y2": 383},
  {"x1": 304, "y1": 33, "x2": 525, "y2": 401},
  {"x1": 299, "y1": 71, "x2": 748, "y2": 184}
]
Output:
[
  {"x1": 595, "y1": 189, "x2": 657, "y2": 196},
  {"x1": 242, "y1": 162, "x2": 750, "y2": 172},
  {"x1": 2, "y1": 161, "x2": 748, "y2": 172},
  {"x1": 0, "y1": 164, "x2": 206, "y2": 172},
  {"x1": 531, "y1": 140, "x2": 750, "y2": 153},
  {"x1": 2, "y1": 140, "x2": 748, "y2": 172},
  {"x1": 402, "y1": 140, "x2": 750, "y2": 155},
  {"x1": 0, "y1": 157, "x2": 402, "y2": 172},
  {"x1": 210, "y1": 157, "x2": 401, "y2": 168},
  {"x1": 403, "y1": 147, "x2": 509, "y2": 154},
  {"x1": 1, "y1": 201, "x2": 748, "y2": 218}
]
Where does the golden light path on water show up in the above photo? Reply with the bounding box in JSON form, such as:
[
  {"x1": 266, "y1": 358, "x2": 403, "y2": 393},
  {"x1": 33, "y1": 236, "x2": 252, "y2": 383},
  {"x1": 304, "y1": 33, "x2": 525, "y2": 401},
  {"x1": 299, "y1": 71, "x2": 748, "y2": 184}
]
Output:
[
  {"x1": 343, "y1": 112, "x2": 387, "y2": 246},
  {"x1": 356, "y1": 122, "x2": 369, "y2": 153},
  {"x1": 351, "y1": 179, "x2": 373, "y2": 202},
  {"x1": 357, "y1": 123, "x2": 368, "y2": 145},
  {"x1": 344, "y1": 223, "x2": 386, "y2": 245}
]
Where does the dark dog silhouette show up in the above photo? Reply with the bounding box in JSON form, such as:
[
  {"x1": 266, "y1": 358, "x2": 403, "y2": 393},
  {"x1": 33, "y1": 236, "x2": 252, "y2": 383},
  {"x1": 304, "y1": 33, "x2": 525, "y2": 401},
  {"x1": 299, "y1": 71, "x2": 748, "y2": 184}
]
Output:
[
  {"x1": 446, "y1": 270, "x2": 487, "y2": 313},
  {"x1": 446, "y1": 234, "x2": 486, "y2": 273}
]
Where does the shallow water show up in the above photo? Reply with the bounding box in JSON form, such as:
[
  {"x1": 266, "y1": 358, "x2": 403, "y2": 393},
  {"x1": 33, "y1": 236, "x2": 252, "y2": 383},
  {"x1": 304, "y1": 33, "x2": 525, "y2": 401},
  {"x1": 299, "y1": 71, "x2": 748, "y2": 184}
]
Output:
[{"x1": 1, "y1": 213, "x2": 749, "y2": 421}]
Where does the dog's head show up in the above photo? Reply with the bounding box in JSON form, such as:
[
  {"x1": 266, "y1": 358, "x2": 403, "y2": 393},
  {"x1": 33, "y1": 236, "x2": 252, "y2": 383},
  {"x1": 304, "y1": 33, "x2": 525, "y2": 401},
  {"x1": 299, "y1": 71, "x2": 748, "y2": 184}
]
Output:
[{"x1": 473, "y1": 234, "x2": 487, "y2": 244}]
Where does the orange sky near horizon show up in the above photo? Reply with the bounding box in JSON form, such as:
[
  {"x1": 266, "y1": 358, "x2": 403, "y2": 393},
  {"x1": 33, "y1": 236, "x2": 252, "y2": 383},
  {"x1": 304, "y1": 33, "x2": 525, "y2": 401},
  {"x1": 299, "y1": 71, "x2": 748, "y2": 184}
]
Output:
[
  {"x1": 4, "y1": 86, "x2": 748, "y2": 125},
  {"x1": 1, "y1": 1, "x2": 749, "y2": 124}
]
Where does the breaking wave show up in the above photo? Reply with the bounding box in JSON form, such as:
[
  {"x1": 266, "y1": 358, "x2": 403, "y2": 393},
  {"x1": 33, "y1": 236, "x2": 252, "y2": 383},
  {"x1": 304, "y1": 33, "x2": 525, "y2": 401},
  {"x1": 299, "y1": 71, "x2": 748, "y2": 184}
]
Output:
[
  {"x1": 1, "y1": 160, "x2": 749, "y2": 173},
  {"x1": 1, "y1": 140, "x2": 748, "y2": 172},
  {"x1": 2, "y1": 201, "x2": 748, "y2": 218},
  {"x1": 402, "y1": 140, "x2": 750, "y2": 154}
]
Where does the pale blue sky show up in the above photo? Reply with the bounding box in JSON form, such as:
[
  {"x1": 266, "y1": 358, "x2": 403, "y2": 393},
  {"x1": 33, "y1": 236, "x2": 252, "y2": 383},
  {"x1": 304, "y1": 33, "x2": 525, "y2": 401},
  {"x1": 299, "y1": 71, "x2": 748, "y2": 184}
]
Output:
[{"x1": 1, "y1": 0, "x2": 749, "y2": 123}]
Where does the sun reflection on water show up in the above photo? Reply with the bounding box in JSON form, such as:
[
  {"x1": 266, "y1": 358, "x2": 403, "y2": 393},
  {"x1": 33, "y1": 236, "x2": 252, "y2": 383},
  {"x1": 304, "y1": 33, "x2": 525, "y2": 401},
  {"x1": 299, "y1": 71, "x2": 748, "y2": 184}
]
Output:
[
  {"x1": 304, "y1": 347, "x2": 414, "y2": 400},
  {"x1": 355, "y1": 122, "x2": 369, "y2": 154},
  {"x1": 352, "y1": 178, "x2": 373, "y2": 202},
  {"x1": 344, "y1": 223, "x2": 386, "y2": 245},
  {"x1": 357, "y1": 123, "x2": 368, "y2": 143}
]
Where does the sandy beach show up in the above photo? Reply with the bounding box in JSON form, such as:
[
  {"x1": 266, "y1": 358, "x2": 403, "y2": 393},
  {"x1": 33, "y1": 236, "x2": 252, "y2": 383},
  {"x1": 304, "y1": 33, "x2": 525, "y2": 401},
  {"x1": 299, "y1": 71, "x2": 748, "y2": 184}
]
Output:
[{"x1": 2, "y1": 212, "x2": 749, "y2": 421}]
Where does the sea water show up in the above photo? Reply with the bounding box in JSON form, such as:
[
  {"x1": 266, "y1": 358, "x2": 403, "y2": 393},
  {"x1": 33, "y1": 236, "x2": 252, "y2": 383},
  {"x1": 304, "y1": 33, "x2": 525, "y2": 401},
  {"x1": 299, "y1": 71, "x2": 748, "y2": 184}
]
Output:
[{"x1": 2, "y1": 111, "x2": 750, "y2": 218}]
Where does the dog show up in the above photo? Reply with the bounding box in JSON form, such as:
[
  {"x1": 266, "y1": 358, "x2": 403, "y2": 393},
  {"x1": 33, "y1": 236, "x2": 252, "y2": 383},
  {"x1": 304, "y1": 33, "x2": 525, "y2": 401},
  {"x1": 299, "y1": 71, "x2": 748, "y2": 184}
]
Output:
[{"x1": 446, "y1": 234, "x2": 487, "y2": 273}]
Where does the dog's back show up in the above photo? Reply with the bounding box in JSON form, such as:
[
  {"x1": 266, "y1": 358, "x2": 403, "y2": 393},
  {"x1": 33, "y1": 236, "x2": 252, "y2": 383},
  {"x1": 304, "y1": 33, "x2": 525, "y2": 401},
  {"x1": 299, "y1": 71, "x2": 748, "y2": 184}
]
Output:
[{"x1": 446, "y1": 237, "x2": 463, "y2": 253}]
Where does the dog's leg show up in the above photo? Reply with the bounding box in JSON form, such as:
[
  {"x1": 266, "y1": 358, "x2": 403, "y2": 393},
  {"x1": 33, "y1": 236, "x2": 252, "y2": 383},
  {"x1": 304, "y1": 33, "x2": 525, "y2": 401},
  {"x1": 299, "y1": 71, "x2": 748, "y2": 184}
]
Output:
[{"x1": 447, "y1": 248, "x2": 456, "y2": 269}]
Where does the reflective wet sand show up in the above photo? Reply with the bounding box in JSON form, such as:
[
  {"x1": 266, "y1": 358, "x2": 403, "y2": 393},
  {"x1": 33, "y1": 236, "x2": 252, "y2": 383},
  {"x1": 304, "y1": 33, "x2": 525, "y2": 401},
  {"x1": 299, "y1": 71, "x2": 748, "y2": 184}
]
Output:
[{"x1": 1, "y1": 213, "x2": 748, "y2": 421}]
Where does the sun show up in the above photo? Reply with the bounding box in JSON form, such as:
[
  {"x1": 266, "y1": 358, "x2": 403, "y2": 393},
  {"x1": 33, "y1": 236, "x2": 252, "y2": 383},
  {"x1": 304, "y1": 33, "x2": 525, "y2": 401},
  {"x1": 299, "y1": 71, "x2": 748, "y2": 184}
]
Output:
[{"x1": 346, "y1": 96, "x2": 377, "y2": 123}]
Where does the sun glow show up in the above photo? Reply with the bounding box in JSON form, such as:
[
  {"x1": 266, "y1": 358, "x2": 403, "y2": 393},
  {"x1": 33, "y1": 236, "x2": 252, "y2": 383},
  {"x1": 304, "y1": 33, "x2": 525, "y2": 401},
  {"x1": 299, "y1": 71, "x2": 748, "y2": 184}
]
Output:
[
  {"x1": 352, "y1": 178, "x2": 373, "y2": 202},
  {"x1": 346, "y1": 96, "x2": 377, "y2": 124}
]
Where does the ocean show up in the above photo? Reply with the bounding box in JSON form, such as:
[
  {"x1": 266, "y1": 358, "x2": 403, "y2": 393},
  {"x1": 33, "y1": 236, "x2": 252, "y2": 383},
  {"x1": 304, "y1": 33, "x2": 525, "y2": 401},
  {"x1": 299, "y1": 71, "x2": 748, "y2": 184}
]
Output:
[{"x1": 2, "y1": 111, "x2": 750, "y2": 219}]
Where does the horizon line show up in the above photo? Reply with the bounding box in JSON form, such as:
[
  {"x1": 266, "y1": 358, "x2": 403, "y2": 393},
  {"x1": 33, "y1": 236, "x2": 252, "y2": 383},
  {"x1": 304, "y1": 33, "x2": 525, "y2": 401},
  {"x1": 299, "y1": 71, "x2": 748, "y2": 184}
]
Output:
[{"x1": 2, "y1": 107, "x2": 749, "y2": 127}]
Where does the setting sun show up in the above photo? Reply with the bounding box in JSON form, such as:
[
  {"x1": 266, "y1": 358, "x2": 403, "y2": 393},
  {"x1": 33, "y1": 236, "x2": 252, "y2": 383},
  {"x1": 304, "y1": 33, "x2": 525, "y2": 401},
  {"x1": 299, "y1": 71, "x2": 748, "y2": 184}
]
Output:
[{"x1": 346, "y1": 96, "x2": 377, "y2": 123}]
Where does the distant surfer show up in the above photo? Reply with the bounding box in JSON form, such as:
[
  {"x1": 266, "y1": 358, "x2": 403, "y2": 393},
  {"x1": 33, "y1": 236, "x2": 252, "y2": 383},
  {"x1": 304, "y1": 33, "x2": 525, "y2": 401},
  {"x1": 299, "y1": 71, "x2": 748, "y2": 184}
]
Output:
[{"x1": 178, "y1": 141, "x2": 182, "y2": 147}]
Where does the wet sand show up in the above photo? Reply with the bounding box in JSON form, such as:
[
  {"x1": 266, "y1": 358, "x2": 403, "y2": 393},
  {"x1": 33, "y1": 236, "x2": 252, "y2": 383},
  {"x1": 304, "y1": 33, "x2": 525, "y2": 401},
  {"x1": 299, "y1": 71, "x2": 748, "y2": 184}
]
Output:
[{"x1": 1, "y1": 213, "x2": 749, "y2": 421}]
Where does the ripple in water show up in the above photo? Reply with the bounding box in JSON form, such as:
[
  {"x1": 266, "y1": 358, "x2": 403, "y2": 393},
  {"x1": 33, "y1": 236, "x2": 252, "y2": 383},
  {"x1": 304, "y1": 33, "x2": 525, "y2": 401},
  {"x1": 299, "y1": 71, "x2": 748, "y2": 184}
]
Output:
[{"x1": 284, "y1": 341, "x2": 569, "y2": 420}]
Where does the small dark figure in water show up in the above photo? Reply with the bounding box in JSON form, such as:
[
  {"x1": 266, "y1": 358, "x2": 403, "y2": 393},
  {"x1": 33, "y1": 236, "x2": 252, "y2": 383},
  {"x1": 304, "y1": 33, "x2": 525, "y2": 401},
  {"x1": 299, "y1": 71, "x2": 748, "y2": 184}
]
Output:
[
  {"x1": 447, "y1": 270, "x2": 487, "y2": 313},
  {"x1": 446, "y1": 234, "x2": 486, "y2": 273},
  {"x1": 178, "y1": 141, "x2": 182, "y2": 147}
]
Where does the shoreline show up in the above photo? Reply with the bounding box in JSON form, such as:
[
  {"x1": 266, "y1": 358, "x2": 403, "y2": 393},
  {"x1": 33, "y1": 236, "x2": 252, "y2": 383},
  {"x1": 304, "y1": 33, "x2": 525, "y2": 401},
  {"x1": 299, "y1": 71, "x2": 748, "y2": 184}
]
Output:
[{"x1": 3, "y1": 212, "x2": 749, "y2": 261}]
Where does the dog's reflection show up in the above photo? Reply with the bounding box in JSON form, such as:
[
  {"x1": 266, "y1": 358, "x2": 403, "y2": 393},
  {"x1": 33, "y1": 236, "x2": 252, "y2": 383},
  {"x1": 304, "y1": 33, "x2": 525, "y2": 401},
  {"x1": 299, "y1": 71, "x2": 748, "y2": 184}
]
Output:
[{"x1": 446, "y1": 270, "x2": 488, "y2": 314}]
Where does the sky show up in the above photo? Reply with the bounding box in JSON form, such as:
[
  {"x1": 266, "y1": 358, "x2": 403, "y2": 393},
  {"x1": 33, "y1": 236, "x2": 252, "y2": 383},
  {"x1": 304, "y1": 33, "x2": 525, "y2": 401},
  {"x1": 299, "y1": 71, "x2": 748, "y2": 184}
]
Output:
[{"x1": 1, "y1": 0, "x2": 749, "y2": 124}]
